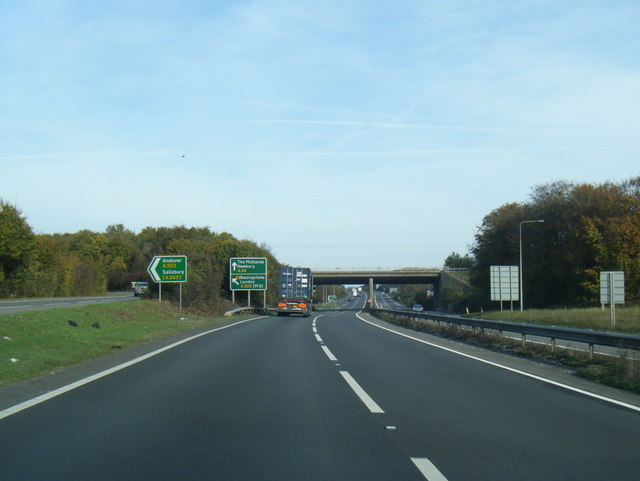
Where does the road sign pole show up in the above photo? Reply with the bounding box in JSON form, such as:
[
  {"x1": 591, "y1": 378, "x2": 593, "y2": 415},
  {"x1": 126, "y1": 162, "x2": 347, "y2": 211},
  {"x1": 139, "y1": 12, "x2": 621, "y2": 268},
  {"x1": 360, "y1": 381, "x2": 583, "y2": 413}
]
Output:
[
  {"x1": 609, "y1": 272, "x2": 616, "y2": 327},
  {"x1": 159, "y1": 283, "x2": 162, "y2": 303},
  {"x1": 180, "y1": 283, "x2": 182, "y2": 311}
]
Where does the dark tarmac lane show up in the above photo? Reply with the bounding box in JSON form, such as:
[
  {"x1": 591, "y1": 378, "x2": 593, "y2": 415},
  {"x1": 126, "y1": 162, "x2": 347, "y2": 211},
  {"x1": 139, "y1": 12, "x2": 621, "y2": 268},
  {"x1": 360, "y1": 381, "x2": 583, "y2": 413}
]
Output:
[{"x1": 1, "y1": 295, "x2": 639, "y2": 480}]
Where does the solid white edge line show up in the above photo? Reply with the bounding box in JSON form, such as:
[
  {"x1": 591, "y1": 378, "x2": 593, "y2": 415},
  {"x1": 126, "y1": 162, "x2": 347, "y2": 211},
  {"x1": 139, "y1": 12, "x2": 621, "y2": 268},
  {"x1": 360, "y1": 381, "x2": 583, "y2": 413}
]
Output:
[
  {"x1": 356, "y1": 312, "x2": 640, "y2": 413},
  {"x1": 321, "y1": 345, "x2": 338, "y2": 361},
  {"x1": 339, "y1": 371, "x2": 385, "y2": 414},
  {"x1": 411, "y1": 458, "x2": 449, "y2": 481},
  {"x1": 0, "y1": 316, "x2": 268, "y2": 421}
]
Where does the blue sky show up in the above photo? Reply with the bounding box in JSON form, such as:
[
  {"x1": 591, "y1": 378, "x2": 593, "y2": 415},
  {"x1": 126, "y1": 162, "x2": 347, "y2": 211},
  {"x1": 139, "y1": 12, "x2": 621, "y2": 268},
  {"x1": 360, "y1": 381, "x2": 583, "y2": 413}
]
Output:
[{"x1": 1, "y1": 0, "x2": 639, "y2": 269}]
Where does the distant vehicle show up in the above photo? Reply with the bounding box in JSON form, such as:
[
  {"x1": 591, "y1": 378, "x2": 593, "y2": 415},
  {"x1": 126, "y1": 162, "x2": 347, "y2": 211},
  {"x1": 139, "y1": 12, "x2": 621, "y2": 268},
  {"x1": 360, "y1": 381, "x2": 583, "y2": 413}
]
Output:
[
  {"x1": 412, "y1": 304, "x2": 424, "y2": 312},
  {"x1": 133, "y1": 282, "x2": 149, "y2": 297},
  {"x1": 277, "y1": 267, "x2": 313, "y2": 317}
]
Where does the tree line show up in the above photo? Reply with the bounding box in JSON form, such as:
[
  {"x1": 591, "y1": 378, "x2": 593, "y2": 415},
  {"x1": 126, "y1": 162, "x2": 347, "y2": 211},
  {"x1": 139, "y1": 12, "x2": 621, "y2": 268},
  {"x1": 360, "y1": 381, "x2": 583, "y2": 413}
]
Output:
[
  {"x1": 0, "y1": 201, "x2": 280, "y2": 311},
  {"x1": 4, "y1": 175, "x2": 639, "y2": 312},
  {"x1": 466, "y1": 177, "x2": 640, "y2": 309}
]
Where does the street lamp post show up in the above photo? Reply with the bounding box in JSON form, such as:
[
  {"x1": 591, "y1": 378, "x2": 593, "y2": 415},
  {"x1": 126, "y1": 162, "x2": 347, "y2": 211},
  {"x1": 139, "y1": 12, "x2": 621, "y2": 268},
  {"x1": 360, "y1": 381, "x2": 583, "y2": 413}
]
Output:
[{"x1": 519, "y1": 219, "x2": 544, "y2": 312}]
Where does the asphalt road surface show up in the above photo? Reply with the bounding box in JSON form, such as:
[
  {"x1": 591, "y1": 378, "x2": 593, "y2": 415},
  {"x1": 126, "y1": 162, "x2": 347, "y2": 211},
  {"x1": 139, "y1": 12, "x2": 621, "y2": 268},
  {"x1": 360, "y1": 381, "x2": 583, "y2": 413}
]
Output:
[{"x1": 1, "y1": 294, "x2": 639, "y2": 480}]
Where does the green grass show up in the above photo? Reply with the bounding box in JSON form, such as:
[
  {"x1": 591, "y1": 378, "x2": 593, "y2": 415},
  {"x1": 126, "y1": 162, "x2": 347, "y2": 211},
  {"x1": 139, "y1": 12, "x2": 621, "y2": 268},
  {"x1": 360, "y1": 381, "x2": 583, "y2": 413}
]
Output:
[
  {"x1": 314, "y1": 302, "x2": 340, "y2": 308},
  {"x1": 0, "y1": 300, "x2": 237, "y2": 387},
  {"x1": 475, "y1": 306, "x2": 640, "y2": 334}
]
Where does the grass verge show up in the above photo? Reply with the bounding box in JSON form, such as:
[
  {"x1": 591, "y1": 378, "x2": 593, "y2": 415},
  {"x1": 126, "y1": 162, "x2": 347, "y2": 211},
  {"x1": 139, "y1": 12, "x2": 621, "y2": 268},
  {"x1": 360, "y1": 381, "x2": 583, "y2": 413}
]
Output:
[
  {"x1": 0, "y1": 300, "x2": 239, "y2": 387},
  {"x1": 474, "y1": 306, "x2": 640, "y2": 334},
  {"x1": 374, "y1": 312, "x2": 640, "y2": 394}
]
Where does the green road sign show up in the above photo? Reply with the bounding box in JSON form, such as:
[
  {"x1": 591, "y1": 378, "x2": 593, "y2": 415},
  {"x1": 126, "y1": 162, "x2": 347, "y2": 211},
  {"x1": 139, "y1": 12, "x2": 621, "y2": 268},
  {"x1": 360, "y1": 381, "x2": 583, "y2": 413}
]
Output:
[
  {"x1": 147, "y1": 255, "x2": 188, "y2": 283},
  {"x1": 230, "y1": 274, "x2": 267, "y2": 290},
  {"x1": 230, "y1": 257, "x2": 267, "y2": 290}
]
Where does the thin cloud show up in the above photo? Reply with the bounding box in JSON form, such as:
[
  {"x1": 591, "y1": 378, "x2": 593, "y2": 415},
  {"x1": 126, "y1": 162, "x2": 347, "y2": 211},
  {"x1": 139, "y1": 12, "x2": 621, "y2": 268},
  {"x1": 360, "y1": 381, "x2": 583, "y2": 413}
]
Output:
[
  {"x1": 0, "y1": 144, "x2": 622, "y2": 164},
  {"x1": 205, "y1": 119, "x2": 634, "y2": 137}
]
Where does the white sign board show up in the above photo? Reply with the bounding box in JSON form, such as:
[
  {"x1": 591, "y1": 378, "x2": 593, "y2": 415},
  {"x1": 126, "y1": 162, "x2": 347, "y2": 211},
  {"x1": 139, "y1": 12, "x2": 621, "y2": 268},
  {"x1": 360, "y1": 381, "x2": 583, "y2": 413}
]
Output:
[
  {"x1": 600, "y1": 271, "x2": 625, "y2": 305},
  {"x1": 490, "y1": 266, "x2": 519, "y2": 302}
]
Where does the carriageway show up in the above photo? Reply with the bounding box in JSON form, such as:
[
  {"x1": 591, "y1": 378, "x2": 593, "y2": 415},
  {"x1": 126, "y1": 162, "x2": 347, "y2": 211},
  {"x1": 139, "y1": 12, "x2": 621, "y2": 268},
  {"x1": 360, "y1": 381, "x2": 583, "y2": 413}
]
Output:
[{"x1": 312, "y1": 268, "x2": 470, "y2": 309}]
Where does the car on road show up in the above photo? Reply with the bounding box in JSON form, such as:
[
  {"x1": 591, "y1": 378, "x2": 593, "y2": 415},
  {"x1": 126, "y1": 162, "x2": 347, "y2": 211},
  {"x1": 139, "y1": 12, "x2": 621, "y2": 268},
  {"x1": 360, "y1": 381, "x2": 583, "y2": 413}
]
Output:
[
  {"x1": 412, "y1": 304, "x2": 424, "y2": 312},
  {"x1": 133, "y1": 282, "x2": 149, "y2": 297}
]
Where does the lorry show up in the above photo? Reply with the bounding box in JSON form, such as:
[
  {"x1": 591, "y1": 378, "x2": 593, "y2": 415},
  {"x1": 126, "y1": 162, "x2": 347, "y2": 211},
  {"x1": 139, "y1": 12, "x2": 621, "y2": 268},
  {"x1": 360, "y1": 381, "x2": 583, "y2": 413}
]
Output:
[{"x1": 277, "y1": 267, "x2": 313, "y2": 317}]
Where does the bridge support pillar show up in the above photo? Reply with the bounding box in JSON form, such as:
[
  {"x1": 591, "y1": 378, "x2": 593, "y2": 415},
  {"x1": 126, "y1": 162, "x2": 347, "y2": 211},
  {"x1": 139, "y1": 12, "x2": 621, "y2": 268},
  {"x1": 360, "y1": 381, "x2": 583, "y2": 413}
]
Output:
[
  {"x1": 369, "y1": 278, "x2": 374, "y2": 308},
  {"x1": 434, "y1": 279, "x2": 441, "y2": 309}
]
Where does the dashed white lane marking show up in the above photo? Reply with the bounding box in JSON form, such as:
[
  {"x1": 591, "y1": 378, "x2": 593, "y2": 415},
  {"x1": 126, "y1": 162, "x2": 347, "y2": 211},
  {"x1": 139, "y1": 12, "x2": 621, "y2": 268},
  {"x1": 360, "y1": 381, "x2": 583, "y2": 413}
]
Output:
[
  {"x1": 411, "y1": 458, "x2": 449, "y2": 481},
  {"x1": 0, "y1": 316, "x2": 268, "y2": 421},
  {"x1": 318, "y1": 308, "x2": 446, "y2": 479},
  {"x1": 321, "y1": 345, "x2": 338, "y2": 361},
  {"x1": 339, "y1": 371, "x2": 384, "y2": 414}
]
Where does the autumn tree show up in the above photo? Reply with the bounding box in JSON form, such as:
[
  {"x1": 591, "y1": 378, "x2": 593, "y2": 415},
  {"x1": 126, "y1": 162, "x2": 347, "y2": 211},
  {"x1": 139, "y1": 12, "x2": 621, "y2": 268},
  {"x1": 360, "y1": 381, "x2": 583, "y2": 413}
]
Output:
[
  {"x1": 0, "y1": 200, "x2": 34, "y2": 295},
  {"x1": 471, "y1": 177, "x2": 640, "y2": 308},
  {"x1": 444, "y1": 251, "x2": 473, "y2": 269}
]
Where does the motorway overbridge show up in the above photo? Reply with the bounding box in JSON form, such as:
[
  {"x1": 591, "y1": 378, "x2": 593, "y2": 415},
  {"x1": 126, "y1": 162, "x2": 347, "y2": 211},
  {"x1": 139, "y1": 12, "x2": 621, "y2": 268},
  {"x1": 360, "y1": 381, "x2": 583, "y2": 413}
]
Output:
[{"x1": 312, "y1": 268, "x2": 469, "y2": 309}]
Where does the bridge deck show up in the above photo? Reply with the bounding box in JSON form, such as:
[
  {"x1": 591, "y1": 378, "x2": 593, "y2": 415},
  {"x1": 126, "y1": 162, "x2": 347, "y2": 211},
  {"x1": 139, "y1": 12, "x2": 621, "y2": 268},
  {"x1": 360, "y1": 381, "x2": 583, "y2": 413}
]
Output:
[{"x1": 312, "y1": 269, "x2": 441, "y2": 285}]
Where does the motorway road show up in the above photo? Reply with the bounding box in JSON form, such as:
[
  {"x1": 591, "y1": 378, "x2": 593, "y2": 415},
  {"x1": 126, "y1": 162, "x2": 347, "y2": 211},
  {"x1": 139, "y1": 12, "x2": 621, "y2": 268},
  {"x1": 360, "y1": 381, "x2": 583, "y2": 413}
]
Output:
[
  {"x1": 0, "y1": 293, "x2": 137, "y2": 314},
  {"x1": 1, "y1": 294, "x2": 639, "y2": 480}
]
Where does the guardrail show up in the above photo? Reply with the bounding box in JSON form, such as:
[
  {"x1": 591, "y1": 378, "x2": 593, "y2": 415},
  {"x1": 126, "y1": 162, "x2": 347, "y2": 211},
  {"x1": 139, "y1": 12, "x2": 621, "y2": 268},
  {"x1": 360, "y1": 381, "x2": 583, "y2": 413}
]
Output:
[
  {"x1": 224, "y1": 307, "x2": 274, "y2": 316},
  {"x1": 310, "y1": 267, "x2": 469, "y2": 272},
  {"x1": 372, "y1": 308, "x2": 640, "y2": 359}
]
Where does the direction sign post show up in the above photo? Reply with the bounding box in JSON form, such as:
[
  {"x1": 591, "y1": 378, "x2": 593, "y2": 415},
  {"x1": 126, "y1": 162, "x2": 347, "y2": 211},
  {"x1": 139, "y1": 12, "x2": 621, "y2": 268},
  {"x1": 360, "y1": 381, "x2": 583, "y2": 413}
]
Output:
[
  {"x1": 147, "y1": 256, "x2": 188, "y2": 283},
  {"x1": 229, "y1": 257, "x2": 267, "y2": 307},
  {"x1": 147, "y1": 255, "x2": 188, "y2": 309}
]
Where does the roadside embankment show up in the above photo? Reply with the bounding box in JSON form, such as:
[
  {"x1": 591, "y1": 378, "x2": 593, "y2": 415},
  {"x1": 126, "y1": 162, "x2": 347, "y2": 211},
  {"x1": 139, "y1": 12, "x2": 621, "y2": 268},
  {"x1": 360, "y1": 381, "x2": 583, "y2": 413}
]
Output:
[{"x1": 0, "y1": 300, "x2": 238, "y2": 387}]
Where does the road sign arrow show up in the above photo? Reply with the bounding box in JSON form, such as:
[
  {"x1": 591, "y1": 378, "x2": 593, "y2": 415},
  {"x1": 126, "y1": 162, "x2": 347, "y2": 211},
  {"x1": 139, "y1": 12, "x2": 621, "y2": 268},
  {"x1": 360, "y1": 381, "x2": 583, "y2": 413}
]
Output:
[
  {"x1": 232, "y1": 262, "x2": 237, "y2": 270},
  {"x1": 232, "y1": 277, "x2": 239, "y2": 285},
  {"x1": 147, "y1": 257, "x2": 162, "y2": 282}
]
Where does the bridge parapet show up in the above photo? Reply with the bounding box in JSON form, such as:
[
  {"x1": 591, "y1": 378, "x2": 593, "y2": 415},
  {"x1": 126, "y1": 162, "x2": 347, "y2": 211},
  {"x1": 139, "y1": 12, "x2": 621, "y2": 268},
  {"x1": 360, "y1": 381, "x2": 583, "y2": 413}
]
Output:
[
  {"x1": 312, "y1": 269, "x2": 441, "y2": 281},
  {"x1": 311, "y1": 267, "x2": 442, "y2": 272}
]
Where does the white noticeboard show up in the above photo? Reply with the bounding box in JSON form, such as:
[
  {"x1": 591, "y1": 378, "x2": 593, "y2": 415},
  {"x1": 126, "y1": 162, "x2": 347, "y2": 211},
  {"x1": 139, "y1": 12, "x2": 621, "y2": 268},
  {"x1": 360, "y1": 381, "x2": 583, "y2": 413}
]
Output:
[
  {"x1": 490, "y1": 266, "x2": 519, "y2": 310},
  {"x1": 600, "y1": 271, "x2": 625, "y2": 327},
  {"x1": 600, "y1": 271, "x2": 625, "y2": 305}
]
